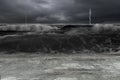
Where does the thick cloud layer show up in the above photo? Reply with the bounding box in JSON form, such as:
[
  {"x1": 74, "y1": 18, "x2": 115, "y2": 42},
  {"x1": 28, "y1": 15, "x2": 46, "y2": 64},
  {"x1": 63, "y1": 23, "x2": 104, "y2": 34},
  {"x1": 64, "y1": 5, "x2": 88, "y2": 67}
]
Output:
[{"x1": 0, "y1": 0, "x2": 120, "y2": 23}]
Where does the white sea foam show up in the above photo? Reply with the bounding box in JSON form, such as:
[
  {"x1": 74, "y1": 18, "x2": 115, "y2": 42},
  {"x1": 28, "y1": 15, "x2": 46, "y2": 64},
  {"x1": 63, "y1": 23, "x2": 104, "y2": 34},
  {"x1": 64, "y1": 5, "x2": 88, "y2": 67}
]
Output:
[
  {"x1": 61, "y1": 63, "x2": 95, "y2": 69},
  {"x1": 1, "y1": 77, "x2": 17, "y2": 80},
  {"x1": 54, "y1": 77, "x2": 77, "y2": 80}
]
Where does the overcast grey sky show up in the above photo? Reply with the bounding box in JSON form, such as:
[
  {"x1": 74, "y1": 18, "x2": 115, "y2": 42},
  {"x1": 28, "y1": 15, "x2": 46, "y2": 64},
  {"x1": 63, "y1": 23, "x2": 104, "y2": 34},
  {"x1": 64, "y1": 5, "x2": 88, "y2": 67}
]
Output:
[{"x1": 0, "y1": 0, "x2": 120, "y2": 23}]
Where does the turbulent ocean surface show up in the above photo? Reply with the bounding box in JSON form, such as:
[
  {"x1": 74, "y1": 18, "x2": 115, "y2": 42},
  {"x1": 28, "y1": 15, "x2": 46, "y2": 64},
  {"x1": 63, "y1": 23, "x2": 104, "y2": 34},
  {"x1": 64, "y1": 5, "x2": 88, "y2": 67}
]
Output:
[
  {"x1": 1, "y1": 24, "x2": 120, "y2": 80},
  {"x1": 1, "y1": 53, "x2": 120, "y2": 80},
  {"x1": 0, "y1": 33, "x2": 120, "y2": 80}
]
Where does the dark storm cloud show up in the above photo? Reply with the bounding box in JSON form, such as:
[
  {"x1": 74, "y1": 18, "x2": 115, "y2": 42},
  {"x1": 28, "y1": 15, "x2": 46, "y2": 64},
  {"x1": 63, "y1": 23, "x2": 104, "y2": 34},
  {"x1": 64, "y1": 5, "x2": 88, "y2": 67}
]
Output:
[
  {"x1": 74, "y1": 0, "x2": 120, "y2": 23},
  {"x1": 0, "y1": 0, "x2": 120, "y2": 23}
]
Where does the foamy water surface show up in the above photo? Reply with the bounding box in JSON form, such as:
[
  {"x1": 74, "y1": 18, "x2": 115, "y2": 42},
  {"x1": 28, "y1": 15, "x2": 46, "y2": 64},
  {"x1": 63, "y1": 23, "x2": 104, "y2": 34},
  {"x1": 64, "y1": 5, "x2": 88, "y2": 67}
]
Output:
[{"x1": 0, "y1": 53, "x2": 120, "y2": 80}]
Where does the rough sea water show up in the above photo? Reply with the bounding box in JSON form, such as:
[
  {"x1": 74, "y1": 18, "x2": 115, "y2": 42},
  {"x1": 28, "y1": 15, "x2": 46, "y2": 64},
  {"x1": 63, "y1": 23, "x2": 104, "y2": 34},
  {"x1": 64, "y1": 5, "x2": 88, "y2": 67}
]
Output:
[
  {"x1": 0, "y1": 53, "x2": 120, "y2": 80},
  {"x1": 0, "y1": 26, "x2": 120, "y2": 80}
]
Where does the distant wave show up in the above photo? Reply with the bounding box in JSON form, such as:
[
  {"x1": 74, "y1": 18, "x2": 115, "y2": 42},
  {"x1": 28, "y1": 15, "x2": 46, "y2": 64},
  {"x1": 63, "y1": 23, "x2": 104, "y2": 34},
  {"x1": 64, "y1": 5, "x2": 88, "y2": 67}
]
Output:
[
  {"x1": 0, "y1": 24, "x2": 58, "y2": 32},
  {"x1": 0, "y1": 34, "x2": 21, "y2": 39}
]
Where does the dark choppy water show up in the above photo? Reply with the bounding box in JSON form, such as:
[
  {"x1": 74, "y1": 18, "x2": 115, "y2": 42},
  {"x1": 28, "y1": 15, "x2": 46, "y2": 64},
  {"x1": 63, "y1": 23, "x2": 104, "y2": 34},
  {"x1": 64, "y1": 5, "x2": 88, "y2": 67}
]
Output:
[{"x1": 0, "y1": 53, "x2": 120, "y2": 80}]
